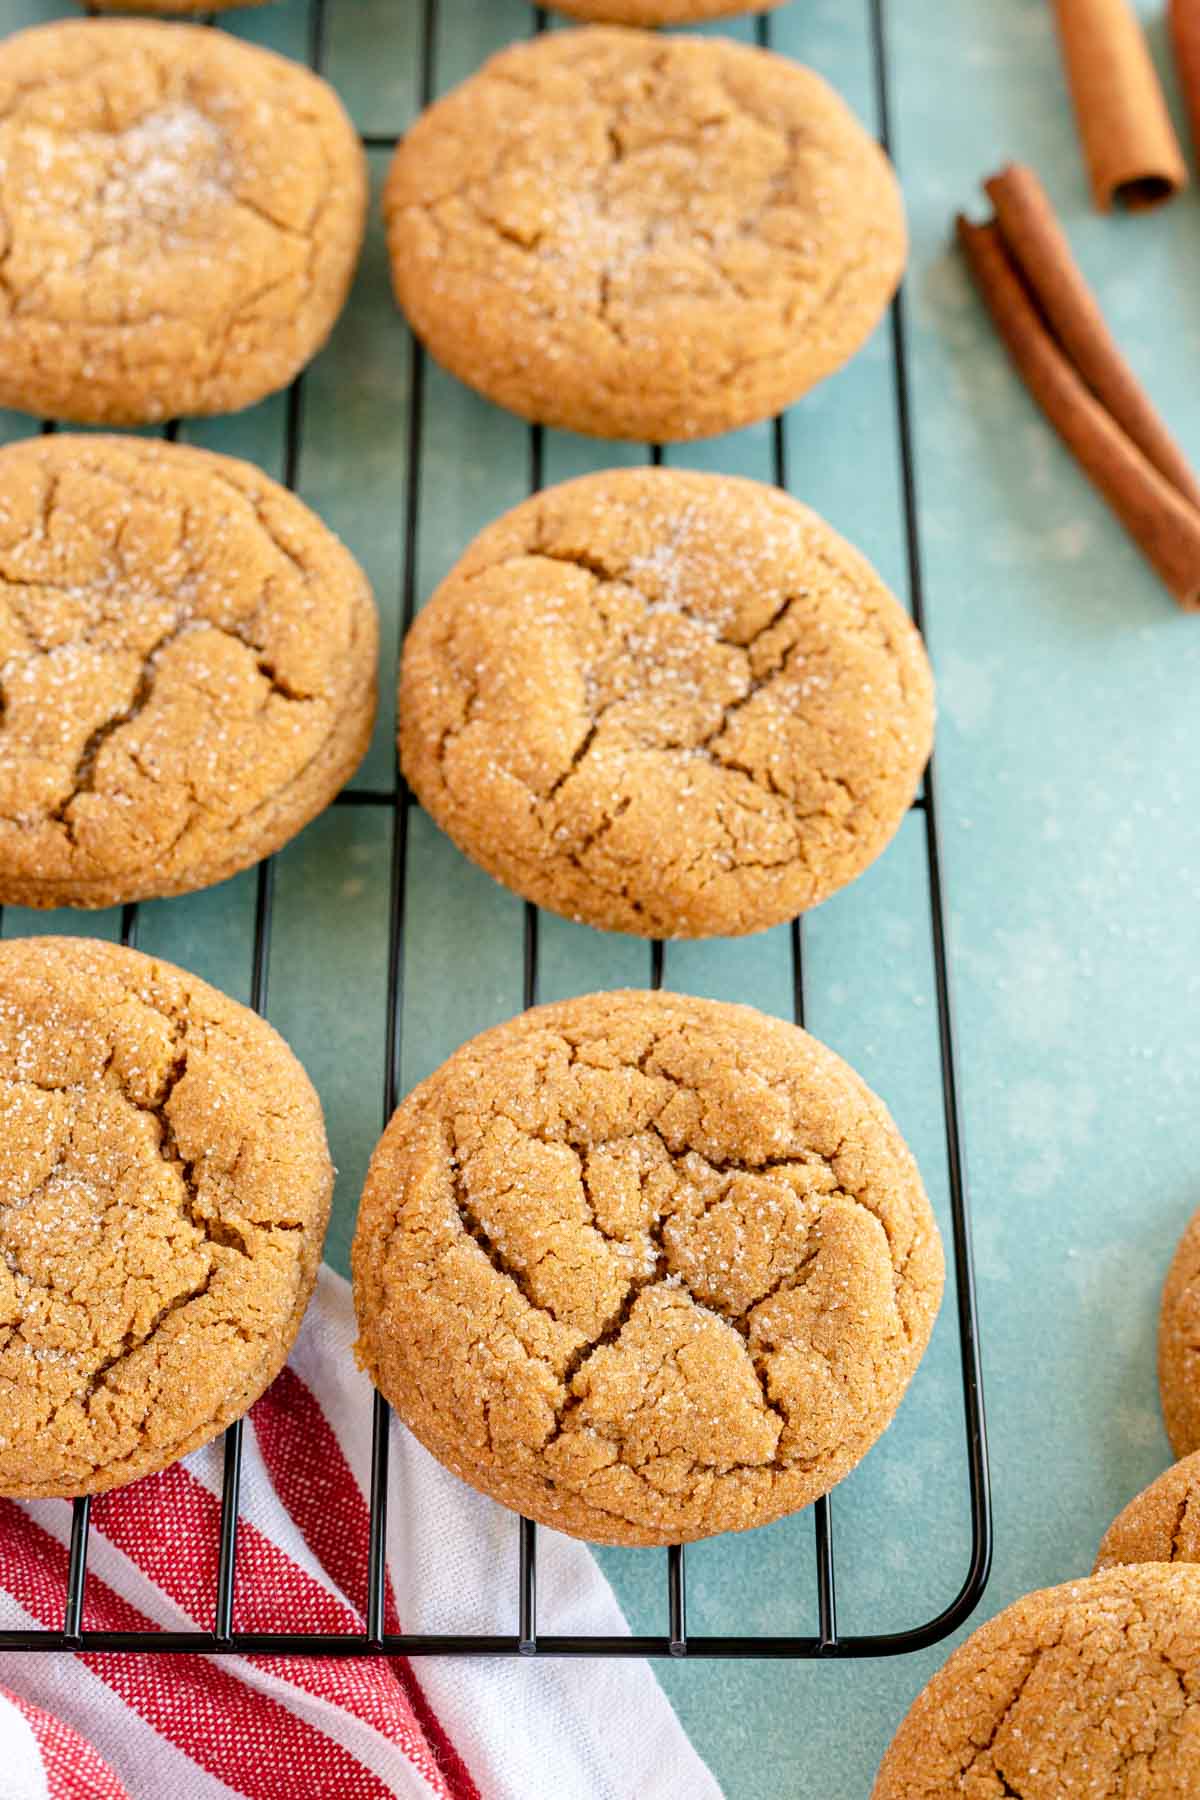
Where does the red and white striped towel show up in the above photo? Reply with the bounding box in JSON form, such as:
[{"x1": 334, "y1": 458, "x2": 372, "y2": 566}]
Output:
[
  {"x1": 0, "y1": 1267, "x2": 723, "y2": 1800},
  {"x1": 0, "y1": 1683, "x2": 132, "y2": 1800}
]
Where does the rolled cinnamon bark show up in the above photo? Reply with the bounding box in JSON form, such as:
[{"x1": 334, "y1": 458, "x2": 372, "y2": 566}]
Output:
[
  {"x1": 957, "y1": 215, "x2": 1200, "y2": 608},
  {"x1": 1051, "y1": 0, "x2": 1187, "y2": 209},
  {"x1": 985, "y1": 164, "x2": 1200, "y2": 509},
  {"x1": 1170, "y1": 0, "x2": 1200, "y2": 161}
]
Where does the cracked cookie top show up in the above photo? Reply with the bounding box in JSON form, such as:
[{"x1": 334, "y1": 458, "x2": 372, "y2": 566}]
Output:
[
  {"x1": 0, "y1": 936, "x2": 332, "y2": 1498},
  {"x1": 399, "y1": 468, "x2": 934, "y2": 939},
  {"x1": 549, "y1": 1, "x2": 784, "y2": 21},
  {"x1": 352, "y1": 989, "x2": 943, "y2": 1546},
  {"x1": 1159, "y1": 1202, "x2": 1200, "y2": 1458},
  {"x1": 0, "y1": 20, "x2": 366, "y2": 424},
  {"x1": 0, "y1": 433, "x2": 377, "y2": 910},
  {"x1": 872, "y1": 1565, "x2": 1200, "y2": 1797},
  {"x1": 1095, "y1": 1451, "x2": 1200, "y2": 1573},
  {"x1": 383, "y1": 27, "x2": 906, "y2": 442}
]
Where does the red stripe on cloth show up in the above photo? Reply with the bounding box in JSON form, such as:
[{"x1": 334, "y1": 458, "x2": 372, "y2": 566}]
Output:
[
  {"x1": 0, "y1": 1499, "x2": 400, "y2": 1800},
  {"x1": 5, "y1": 1684, "x2": 132, "y2": 1800},
  {"x1": 251, "y1": 1370, "x2": 480, "y2": 1800},
  {"x1": 94, "y1": 1465, "x2": 453, "y2": 1799}
]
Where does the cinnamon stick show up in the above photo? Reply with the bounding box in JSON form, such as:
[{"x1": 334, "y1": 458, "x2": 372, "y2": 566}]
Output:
[
  {"x1": 956, "y1": 215, "x2": 1200, "y2": 609},
  {"x1": 1169, "y1": 0, "x2": 1200, "y2": 164},
  {"x1": 1051, "y1": 0, "x2": 1187, "y2": 209},
  {"x1": 984, "y1": 164, "x2": 1200, "y2": 510}
]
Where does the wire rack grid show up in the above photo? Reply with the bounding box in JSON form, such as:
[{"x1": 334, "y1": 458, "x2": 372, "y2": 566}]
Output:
[{"x1": 1, "y1": 0, "x2": 990, "y2": 1662}]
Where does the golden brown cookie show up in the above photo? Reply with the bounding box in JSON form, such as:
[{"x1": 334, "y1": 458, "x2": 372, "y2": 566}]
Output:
[
  {"x1": 1095, "y1": 1451, "x2": 1200, "y2": 1571},
  {"x1": 872, "y1": 1564, "x2": 1200, "y2": 1797},
  {"x1": 0, "y1": 936, "x2": 332, "y2": 1499},
  {"x1": 0, "y1": 20, "x2": 366, "y2": 424},
  {"x1": 400, "y1": 469, "x2": 933, "y2": 939},
  {"x1": 352, "y1": 989, "x2": 944, "y2": 1546},
  {"x1": 0, "y1": 433, "x2": 377, "y2": 909},
  {"x1": 549, "y1": 1, "x2": 782, "y2": 19},
  {"x1": 383, "y1": 28, "x2": 906, "y2": 442},
  {"x1": 1160, "y1": 1203, "x2": 1200, "y2": 1457}
]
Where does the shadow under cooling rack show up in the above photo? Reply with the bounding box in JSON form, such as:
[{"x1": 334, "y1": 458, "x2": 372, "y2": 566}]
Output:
[{"x1": 0, "y1": 0, "x2": 991, "y2": 1662}]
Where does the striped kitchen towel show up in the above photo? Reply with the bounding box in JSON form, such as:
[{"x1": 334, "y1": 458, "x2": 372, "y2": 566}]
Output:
[
  {"x1": 0, "y1": 1266, "x2": 722, "y2": 1800},
  {"x1": 0, "y1": 1682, "x2": 132, "y2": 1800}
]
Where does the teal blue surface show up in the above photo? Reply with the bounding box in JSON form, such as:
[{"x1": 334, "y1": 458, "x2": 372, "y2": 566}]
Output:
[{"x1": 3, "y1": 0, "x2": 1200, "y2": 1793}]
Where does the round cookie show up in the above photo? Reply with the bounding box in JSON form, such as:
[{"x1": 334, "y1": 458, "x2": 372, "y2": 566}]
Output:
[
  {"x1": 0, "y1": 433, "x2": 378, "y2": 909},
  {"x1": 0, "y1": 21, "x2": 367, "y2": 424},
  {"x1": 400, "y1": 469, "x2": 934, "y2": 939},
  {"x1": 872, "y1": 1564, "x2": 1200, "y2": 1797},
  {"x1": 549, "y1": 1, "x2": 783, "y2": 19},
  {"x1": 383, "y1": 28, "x2": 906, "y2": 442},
  {"x1": 1160, "y1": 1203, "x2": 1200, "y2": 1457},
  {"x1": 0, "y1": 936, "x2": 333, "y2": 1499},
  {"x1": 1095, "y1": 1451, "x2": 1200, "y2": 1571},
  {"x1": 352, "y1": 989, "x2": 944, "y2": 1547}
]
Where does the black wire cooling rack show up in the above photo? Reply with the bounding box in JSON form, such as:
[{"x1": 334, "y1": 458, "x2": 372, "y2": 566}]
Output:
[{"x1": 2, "y1": 0, "x2": 991, "y2": 1662}]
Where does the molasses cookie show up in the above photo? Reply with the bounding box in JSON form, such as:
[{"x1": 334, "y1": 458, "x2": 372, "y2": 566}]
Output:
[
  {"x1": 0, "y1": 433, "x2": 377, "y2": 909},
  {"x1": 0, "y1": 20, "x2": 366, "y2": 423},
  {"x1": 549, "y1": 1, "x2": 783, "y2": 19},
  {"x1": 399, "y1": 469, "x2": 933, "y2": 939},
  {"x1": 0, "y1": 936, "x2": 332, "y2": 1499},
  {"x1": 1095, "y1": 1451, "x2": 1200, "y2": 1570},
  {"x1": 383, "y1": 28, "x2": 906, "y2": 441},
  {"x1": 873, "y1": 1564, "x2": 1200, "y2": 1797},
  {"x1": 352, "y1": 989, "x2": 944, "y2": 1546},
  {"x1": 1160, "y1": 1202, "x2": 1200, "y2": 1456}
]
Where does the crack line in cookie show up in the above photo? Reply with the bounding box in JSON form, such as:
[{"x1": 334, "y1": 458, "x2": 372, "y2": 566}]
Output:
[{"x1": 411, "y1": 1024, "x2": 920, "y2": 1481}]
